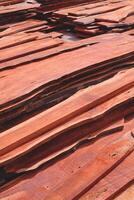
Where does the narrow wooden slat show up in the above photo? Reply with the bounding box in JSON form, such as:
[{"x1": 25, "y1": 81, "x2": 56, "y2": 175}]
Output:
[
  {"x1": 0, "y1": 69, "x2": 133, "y2": 158},
  {"x1": 45, "y1": 132, "x2": 134, "y2": 200}
]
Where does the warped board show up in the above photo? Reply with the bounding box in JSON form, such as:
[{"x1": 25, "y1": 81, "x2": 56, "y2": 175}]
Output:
[
  {"x1": 0, "y1": 126, "x2": 133, "y2": 199},
  {"x1": 51, "y1": 0, "x2": 134, "y2": 37},
  {"x1": 0, "y1": 33, "x2": 134, "y2": 130},
  {"x1": 0, "y1": 68, "x2": 134, "y2": 152},
  {"x1": 38, "y1": 0, "x2": 105, "y2": 11},
  {"x1": 0, "y1": 0, "x2": 134, "y2": 199}
]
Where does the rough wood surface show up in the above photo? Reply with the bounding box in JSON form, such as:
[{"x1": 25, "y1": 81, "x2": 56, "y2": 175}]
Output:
[{"x1": 0, "y1": 0, "x2": 134, "y2": 199}]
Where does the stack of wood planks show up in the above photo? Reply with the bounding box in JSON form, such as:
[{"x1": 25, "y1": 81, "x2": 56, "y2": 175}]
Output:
[
  {"x1": 0, "y1": 0, "x2": 40, "y2": 26},
  {"x1": 47, "y1": 0, "x2": 134, "y2": 37},
  {"x1": 0, "y1": 32, "x2": 134, "y2": 131},
  {"x1": 0, "y1": 0, "x2": 134, "y2": 199},
  {"x1": 37, "y1": 0, "x2": 105, "y2": 11}
]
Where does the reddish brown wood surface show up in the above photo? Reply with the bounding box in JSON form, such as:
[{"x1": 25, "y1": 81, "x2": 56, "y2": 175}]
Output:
[{"x1": 0, "y1": 0, "x2": 134, "y2": 199}]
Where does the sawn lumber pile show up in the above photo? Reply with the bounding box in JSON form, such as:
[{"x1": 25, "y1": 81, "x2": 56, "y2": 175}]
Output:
[
  {"x1": 0, "y1": 0, "x2": 40, "y2": 26},
  {"x1": 0, "y1": 0, "x2": 134, "y2": 200},
  {"x1": 37, "y1": 0, "x2": 105, "y2": 11},
  {"x1": 47, "y1": 0, "x2": 134, "y2": 37}
]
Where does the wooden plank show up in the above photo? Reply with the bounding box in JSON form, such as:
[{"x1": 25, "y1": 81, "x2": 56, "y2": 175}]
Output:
[
  {"x1": 44, "y1": 132, "x2": 134, "y2": 200},
  {"x1": 0, "y1": 35, "x2": 133, "y2": 107},
  {"x1": 0, "y1": 37, "x2": 63, "y2": 63},
  {"x1": 0, "y1": 120, "x2": 131, "y2": 199},
  {"x1": 0, "y1": 69, "x2": 133, "y2": 159},
  {"x1": 80, "y1": 152, "x2": 134, "y2": 200},
  {"x1": 0, "y1": 2, "x2": 40, "y2": 15}
]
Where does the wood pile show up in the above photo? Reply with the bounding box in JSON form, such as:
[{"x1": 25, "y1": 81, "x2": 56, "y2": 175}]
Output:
[
  {"x1": 37, "y1": 0, "x2": 105, "y2": 11},
  {"x1": 0, "y1": 0, "x2": 134, "y2": 199},
  {"x1": 0, "y1": 0, "x2": 40, "y2": 26},
  {"x1": 47, "y1": 0, "x2": 134, "y2": 37}
]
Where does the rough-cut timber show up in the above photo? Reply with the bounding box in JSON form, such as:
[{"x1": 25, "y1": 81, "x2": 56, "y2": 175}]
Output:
[{"x1": 0, "y1": 0, "x2": 134, "y2": 199}]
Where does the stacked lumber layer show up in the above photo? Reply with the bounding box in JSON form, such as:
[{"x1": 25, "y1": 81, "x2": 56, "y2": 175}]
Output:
[
  {"x1": 0, "y1": 69, "x2": 134, "y2": 199},
  {"x1": 0, "y1": 0, "x2": 134, "y2": 199},
  {"x1": 0, "y1": 32, "x2": 134, "y2": 131},
  {"x1": 37, "y1": 0, "x2": 105, "y2": 11},
  {"x1": 0, "y1": 18, "x2": 63, "y2": 39},
  {"x1": 0, "y1": 0, "x2": 40, "y2": 25},
  {"x1": 49, "y1": 0, "x2": 134, "y2": 37}
]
